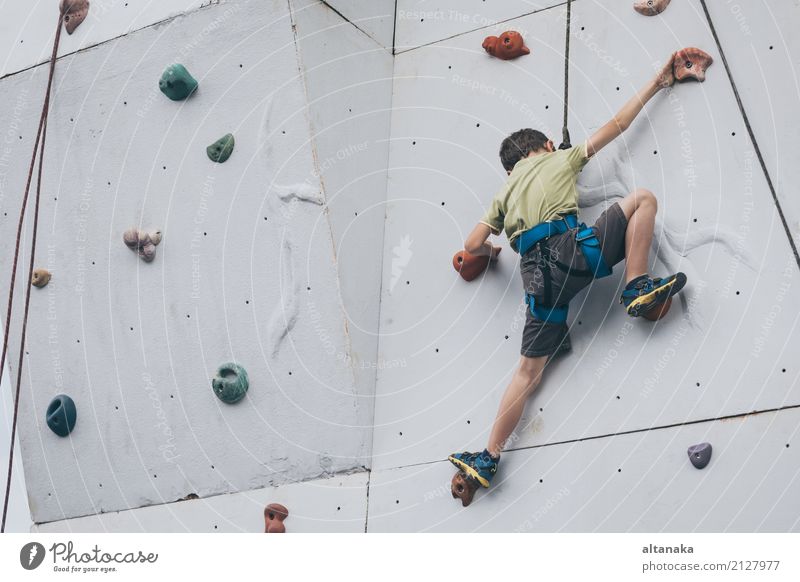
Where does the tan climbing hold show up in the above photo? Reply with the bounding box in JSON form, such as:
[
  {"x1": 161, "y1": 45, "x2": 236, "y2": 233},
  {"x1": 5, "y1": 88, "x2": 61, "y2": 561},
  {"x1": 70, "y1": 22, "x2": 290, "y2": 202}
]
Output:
[
  {"x1": 60, "y1": 0, "x2": 89, "y2": 35},
  {"x1": 32, "y1": 268, "x2": 51, "y2": 288},
  {"x1": 634, "y1": 0, "x2": 670, "y2": 16},
  {"x1": 123, "y1": 227, "x2": 162, "y2": 263},
  {"x1": 674, "y1": 47, "x2": 713, "y2": 82}
]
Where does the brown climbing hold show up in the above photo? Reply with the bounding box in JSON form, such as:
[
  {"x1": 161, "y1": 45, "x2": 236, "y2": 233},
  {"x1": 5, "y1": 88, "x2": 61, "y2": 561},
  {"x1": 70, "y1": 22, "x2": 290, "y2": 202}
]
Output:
[
  {"x1": 674, "y1": 48, "x2": 713, "y2": 82},
  {"x1": 32, "y1": 268, "x2": 51, "y2": 288},
  {"x1": 453, "y1": 250, "x2": 492, "y2": 282},
  {"x1": 451, "y1": 471, "x2": 479, "y2": 507},
  {"x1": 264, "y1": 503, "x2": 289, "y2": 533},
  {"x1": 633, "y1": 0, "x2": 670, "y2": 16},
  {"x1": 60, "y1": 0, "x2": 90, "y2": 35},
  {"x1": 642, "y1": 296, "x2": 672, "y2": 321},
  {"x1": 482, "y1": 31, "x2": 530, "y2": 61},
  {"x1": 123, "y1": 227, "x2": 162, "y2": 263}
]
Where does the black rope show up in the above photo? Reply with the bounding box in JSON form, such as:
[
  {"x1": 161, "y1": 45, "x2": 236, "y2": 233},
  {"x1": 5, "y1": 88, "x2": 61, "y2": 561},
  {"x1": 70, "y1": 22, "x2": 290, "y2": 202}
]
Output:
[
  {"x1": 558, "y1": 0, "x2": 572, "y2": 150},
  {"x1": 1, "y1": 9, "x2": 64, "y2": 534}
]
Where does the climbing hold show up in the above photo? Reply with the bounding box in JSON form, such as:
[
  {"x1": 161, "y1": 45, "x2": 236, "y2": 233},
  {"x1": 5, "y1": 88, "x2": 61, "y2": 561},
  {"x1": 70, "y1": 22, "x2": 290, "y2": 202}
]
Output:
[
  {"x1": 31, "y1": 268, "x2": 51, "y2": 288},
  {"x1": 674, "y1": 48, "x2": 713, "y2": 82},
  {"x1": 46, "y1": 395, "x2": 77, "y2": 437},
  {"x1": 123, "y1": 228, "x2": 162, "y2": 263},
  {"x1": 451, "y1": 471, "x2": 479, "y2": 507},
  {"x1": 482, "y1": 31, "x2": 530, "y2": 61},
  {"x1": 687, "y1": 442, "x2": 712, "y2": 469},
  {"x1": 264, "y1": 503, "x2": 288, "y2": 533},
  {"x1": 633, "y1": 0, "x2": 670, "y2": 16},
  {"x1": 211, "y1": 363, "x2": 249, "y2": 404},
  {"x1": 206, "y1": 134, "x2": 235, "y2": 163},
  {"x1": 642, "y1": 296, "x2": 672, "y2": 321},
  {"x1": 159, "y1": 64, "x2": 198, "y2": 101},
  {"x1": 60, "y1": 0, "x2": 89, "y2": 35},
  {"x1": 453, "y1": 249, "x2": 494, "y2": 282}
]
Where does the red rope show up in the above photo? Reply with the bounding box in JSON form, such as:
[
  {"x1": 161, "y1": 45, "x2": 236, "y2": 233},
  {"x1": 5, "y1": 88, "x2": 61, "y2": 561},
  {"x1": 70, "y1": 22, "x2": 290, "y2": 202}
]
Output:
[{"x1": 1, "y1": 10, "x2": 65, "y2": 533}]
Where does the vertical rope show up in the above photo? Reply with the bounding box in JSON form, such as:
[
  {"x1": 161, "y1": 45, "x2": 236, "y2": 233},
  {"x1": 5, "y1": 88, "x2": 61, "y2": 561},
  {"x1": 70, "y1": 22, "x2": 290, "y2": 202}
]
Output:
[
  {"x1": 559, "y1": 0, "x2": 572, "y2": 150},
  {"x1": 1, "y1": 10, "x2": 65, "y2": 533}
]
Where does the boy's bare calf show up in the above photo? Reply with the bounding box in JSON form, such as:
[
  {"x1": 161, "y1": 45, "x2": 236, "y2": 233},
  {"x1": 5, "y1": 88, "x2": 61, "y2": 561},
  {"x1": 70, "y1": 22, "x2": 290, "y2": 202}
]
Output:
[{"x1": 486, "y1": 354, "x2": 547, "y2": 457}]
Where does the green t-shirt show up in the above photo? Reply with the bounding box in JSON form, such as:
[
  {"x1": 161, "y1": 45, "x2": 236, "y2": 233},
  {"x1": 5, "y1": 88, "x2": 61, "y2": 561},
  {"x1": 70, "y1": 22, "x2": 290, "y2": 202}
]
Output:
[{"x1": 480, "y1": 142, "x2": 591, "y2": 252}]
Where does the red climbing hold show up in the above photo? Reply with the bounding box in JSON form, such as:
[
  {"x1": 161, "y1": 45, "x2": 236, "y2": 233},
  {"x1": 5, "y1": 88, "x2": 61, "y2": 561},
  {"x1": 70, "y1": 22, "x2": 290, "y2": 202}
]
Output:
[
  {"x1": 60, "y1": 0, "x2": 89, "y2": 35},
  {"x1": 451, "y1": 471, "x2": 479, "y2": 507},
  {"x1": 633, "y1": 0, "x2": 670, "y2": 16},
  {"x1": 264, "y1": 503, "x2": 289, "y2": 533},
  {"x1": 642, "y1": 296, "x2": 672, "y2": 321},
  {"x1": 482, "y1": 31, "x2": 530, "y2": 61},
  {"x1": 674, "y1": 48, "x2": 713, "y2": 82},
  {"x1": 453, "y1": 249, "x2": 495, "y2": 282}
]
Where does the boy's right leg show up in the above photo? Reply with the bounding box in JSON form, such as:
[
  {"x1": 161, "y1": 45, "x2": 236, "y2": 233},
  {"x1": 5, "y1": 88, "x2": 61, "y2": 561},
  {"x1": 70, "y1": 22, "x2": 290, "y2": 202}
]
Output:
[
  {"x1": 486, "y1": 354, "x2": 547, "y2": 457},
  {"x1": 448, "y1": 354, "x2": 546, "y2": 488}
]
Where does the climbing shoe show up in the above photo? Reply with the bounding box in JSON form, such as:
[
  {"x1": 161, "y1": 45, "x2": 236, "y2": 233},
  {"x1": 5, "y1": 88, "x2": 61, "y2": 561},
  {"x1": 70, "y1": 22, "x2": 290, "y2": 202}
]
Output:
[
  {"x1": 620, "y1": 273, "x2": 687, "y2": 317},
  {"x1": 448, "y1": 450, "x2": 499, "y2": 488}
]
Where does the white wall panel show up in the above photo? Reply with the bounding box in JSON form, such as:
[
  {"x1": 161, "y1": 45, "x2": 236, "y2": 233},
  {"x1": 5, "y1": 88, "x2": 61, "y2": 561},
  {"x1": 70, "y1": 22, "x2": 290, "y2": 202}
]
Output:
[
  {"x1": 35, "y1": 472, "x2": 367, "y2": 532},
  {"x1": 395, "y1": 0, "x2": 563, "y2": 51},
  {"x1": 373, "y1": 1, "x2": 800, "y2": 472},
  {"x1": 0, "y1": 0, "x2": 368, "y2": 524},
  {"x1": 701, "y1": 0, "x2": 800, "y2": 250},
  {"x1": 368, "y1": 408, "x2": 800, "y2": 532},
  {"x1": 0, "y1": 0, "x2": 223, "y2": 78},
  {"x1": 323, "y1": 0, "x2": 395, "y2": 49}
]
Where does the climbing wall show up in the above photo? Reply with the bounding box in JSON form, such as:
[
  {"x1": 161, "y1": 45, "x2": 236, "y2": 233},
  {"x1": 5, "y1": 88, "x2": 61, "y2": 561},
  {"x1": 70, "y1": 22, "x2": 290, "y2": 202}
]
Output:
[
  {"x1": 369, "y1": 0, "x2": 800, "y2": 531},
  {"x1": 1, "y1": 0, "x2": 799, "y2": 533}
]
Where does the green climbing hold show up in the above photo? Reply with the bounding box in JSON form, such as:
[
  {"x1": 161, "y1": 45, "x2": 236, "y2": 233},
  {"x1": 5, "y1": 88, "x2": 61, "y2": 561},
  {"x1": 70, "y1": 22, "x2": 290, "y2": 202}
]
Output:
[
  {"x1": 159, "y1": 64, "x2": 198, "y2": 101},
  {"x1": 212, "y1": 363, "x2": 249, "y2": 404},
  {"x1": 46, "y1": 395, "x2": 77, "y2": 437},
  {"x1": 207, "y1": 134, "x2": 235, "y2": 163}
]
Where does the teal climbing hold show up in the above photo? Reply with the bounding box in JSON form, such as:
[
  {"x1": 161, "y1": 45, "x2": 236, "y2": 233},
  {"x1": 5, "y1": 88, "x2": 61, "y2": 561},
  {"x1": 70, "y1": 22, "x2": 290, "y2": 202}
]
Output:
[
  {"x1": 46, "y1": 395, "x2": 77, "y2": 437},
  {"x1": 206, "y1": 134, "x2": 235, "y2": 163},
  {"x1": 212, "y1": 363, "x2": 249, "y2": 404},
  {"x1": 159, "y1": 64, "x2": 198, "y2": 101}
]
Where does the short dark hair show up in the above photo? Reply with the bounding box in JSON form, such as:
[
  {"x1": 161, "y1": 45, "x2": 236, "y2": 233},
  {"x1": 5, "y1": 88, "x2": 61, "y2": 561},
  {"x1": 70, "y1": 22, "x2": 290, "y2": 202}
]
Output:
[{"x1": 499, "y1": 129, "x2": 550, "y2": 172}]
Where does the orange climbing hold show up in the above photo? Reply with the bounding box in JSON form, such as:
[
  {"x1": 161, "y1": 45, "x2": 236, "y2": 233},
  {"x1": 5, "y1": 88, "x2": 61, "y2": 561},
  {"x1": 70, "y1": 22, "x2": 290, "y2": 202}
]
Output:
[
  {"x1": 264, "y1": 503, "x2": 289, "y2": 533},
  {"x1": 453, "y1": 249, "x2": 497, "y2": 282},
  {"x1": 674, "y1": 48, "x2": 713, "y2": 82},
  {"x1": 482, "y1": 31, "x2": 530, "y2": 61}
]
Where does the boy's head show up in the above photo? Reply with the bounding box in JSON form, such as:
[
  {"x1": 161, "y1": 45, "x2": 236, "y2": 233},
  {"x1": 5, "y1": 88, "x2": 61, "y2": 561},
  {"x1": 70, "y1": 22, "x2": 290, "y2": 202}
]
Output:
[{"x1": 499, "y1": 129, "x2": 554, "y2": 172}]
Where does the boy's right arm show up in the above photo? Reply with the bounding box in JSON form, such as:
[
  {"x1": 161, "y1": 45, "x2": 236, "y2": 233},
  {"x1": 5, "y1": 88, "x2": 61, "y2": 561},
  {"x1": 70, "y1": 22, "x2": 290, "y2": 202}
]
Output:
[{"x1": 586, "y1": 52, "x2": 676, "y2": 157}]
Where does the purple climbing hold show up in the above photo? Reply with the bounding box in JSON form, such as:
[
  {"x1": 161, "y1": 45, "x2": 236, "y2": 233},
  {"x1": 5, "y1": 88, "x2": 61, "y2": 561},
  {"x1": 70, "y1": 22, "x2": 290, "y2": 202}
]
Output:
[{"x1": 687, "y1": 442, "x2": 712, "y2": 469}]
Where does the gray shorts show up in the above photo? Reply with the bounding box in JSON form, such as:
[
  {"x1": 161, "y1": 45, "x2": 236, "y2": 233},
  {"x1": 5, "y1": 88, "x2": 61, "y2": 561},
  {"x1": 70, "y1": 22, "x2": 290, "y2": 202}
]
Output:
[{"x1": 519, "y1": 202, "x2": 628, "y2": 358}]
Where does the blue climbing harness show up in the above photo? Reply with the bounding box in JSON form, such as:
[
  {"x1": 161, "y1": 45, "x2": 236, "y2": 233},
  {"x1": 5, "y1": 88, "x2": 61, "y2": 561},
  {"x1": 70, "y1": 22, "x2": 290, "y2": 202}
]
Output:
[{"x1": 517, "y1": 214, "x2": 612, "y2": 324}]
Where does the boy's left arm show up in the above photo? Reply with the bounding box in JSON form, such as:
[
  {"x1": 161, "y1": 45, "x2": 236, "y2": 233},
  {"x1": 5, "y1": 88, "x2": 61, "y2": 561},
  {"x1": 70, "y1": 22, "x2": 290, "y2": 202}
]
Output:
[{"x1": 586, "y1": 52, "x2": 677, "y2": 158}]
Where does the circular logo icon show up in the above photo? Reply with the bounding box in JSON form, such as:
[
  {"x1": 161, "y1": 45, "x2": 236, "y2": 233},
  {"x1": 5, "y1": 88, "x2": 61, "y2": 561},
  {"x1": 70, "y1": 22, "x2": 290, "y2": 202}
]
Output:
[{"x1": 19, "y1": 542, "x2": 46, "y2": 570}]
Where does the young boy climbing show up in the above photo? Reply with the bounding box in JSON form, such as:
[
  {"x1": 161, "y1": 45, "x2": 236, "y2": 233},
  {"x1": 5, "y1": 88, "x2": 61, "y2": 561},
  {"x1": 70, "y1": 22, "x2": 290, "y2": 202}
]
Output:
[{"x1": 449, "y1": 53, "x2": 688, "y2": 490}]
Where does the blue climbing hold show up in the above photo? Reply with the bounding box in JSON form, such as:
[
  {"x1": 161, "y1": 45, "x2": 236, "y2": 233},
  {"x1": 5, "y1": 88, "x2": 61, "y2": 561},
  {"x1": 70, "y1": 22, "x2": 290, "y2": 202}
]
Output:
[
  {"x1": 46, "y1": 395, "x2": 77, "y2": 437},
  {"x1": 212, "y1": 363, "x2": 249, "y2": 404}
]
